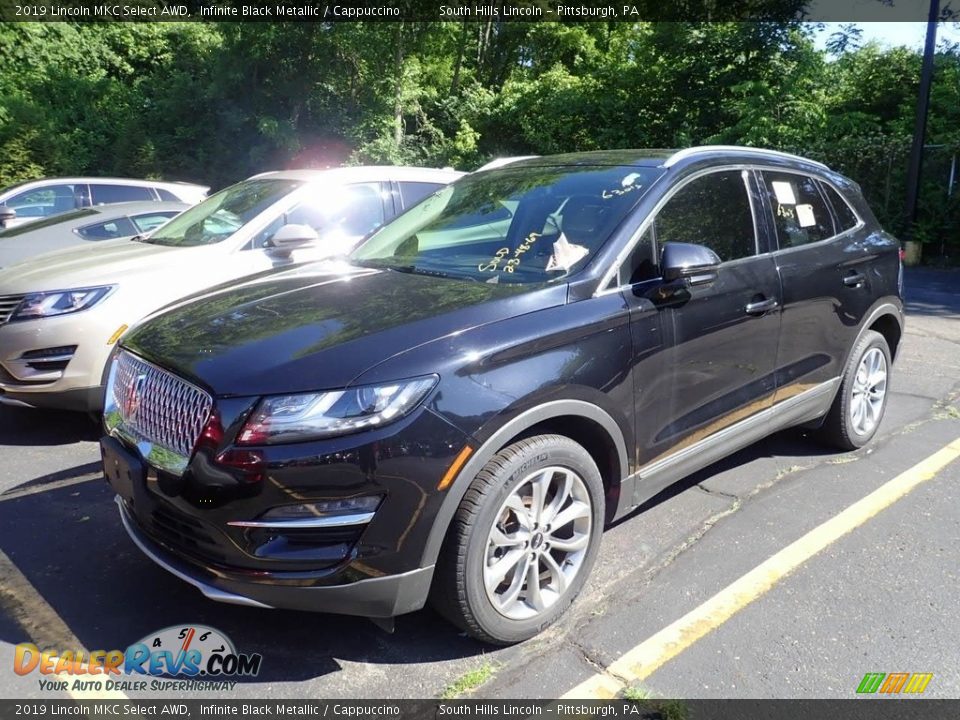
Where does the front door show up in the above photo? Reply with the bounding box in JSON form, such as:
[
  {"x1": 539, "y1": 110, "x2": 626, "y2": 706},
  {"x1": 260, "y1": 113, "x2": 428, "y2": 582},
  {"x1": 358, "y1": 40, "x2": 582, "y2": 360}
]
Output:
[{"x1": 634, "y1": 168, "x2": 782, "y2": 474}]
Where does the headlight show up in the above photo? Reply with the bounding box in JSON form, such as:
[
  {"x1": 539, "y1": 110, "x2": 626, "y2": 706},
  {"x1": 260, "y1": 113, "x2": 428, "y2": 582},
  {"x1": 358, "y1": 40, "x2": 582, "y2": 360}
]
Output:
[
  {"x1": 11, "y1": 286, "x2": 114, "y2": 321},
  {"x1": 236, "y1": 375, "x2": 438, "y2": 445}
]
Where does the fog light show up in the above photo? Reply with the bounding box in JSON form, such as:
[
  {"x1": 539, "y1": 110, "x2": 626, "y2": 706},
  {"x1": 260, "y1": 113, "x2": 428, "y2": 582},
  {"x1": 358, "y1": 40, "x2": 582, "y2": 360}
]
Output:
[
  {"x1": 227, "y1": 496, "x2": 382, "y2": 528},
  {"x1": 261, "y1": 496, "x2": 381, "y2": 520}
]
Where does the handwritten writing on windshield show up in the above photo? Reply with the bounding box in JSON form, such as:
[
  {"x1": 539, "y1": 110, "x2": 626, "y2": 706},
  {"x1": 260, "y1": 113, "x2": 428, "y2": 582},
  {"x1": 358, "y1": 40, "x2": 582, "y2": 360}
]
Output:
[{"x1": 479, "y1": 230, "x2": 543, "y2": 273}]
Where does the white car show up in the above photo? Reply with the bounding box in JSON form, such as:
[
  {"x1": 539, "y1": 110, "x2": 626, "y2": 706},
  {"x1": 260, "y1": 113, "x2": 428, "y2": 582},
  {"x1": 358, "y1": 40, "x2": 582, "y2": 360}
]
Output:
[
  {"x1": 0, "y1": 177, "x2": 208, "y2": 229},
  {"x1": 0, "y1": 165, "x2": 463, "y2": 411}
]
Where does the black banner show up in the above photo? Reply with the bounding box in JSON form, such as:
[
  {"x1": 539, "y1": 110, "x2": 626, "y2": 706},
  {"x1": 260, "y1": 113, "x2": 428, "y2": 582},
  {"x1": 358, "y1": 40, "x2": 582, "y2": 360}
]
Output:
[
  {"x1": 0, "y1": 700, "x2": 959, "y2": 720},
  {"x1": 0, "y1": 0, "x2": 957, "y2": 23}
]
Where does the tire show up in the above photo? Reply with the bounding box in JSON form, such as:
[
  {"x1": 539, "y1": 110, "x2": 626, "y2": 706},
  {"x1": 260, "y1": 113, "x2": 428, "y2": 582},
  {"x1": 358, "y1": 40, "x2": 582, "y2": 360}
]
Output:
[
  {"x1": 430, "y1": 434, "x2": 605, "y2": 645},
  {"x1": 820, "y1": 330, "x2": 892, "y2": 451}
]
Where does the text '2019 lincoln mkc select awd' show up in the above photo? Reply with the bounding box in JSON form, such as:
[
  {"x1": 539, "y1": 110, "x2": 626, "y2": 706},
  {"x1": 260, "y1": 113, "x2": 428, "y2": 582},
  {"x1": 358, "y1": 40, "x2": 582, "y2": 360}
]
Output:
[{"x1": 101, "y1": 147, "x2": 903, "y2": 644}]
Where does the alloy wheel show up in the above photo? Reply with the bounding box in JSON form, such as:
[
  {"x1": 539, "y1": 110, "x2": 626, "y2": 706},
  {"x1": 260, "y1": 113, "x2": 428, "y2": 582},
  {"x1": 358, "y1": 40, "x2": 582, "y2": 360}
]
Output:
[
  {"x1": 850, "y1": 347, "x2": 887, "y2": 436},
  {"x1": 483, "y1": 466, "x2": 592, "y2": 620}
]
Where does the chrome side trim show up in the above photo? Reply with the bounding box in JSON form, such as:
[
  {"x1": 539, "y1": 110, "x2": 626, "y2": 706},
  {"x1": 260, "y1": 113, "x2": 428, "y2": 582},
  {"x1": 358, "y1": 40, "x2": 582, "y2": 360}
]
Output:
[
  {"x1": 115, "y1": 496, "x2": 273, "y2": 609},
  {"x1": 227, "y1": 512, "x2": 375, "y2": 529},
  {"x1": 640, "y1": 378, "x2": 840, "y2": 479},
  {"x1": 618, "y1": 378, "x2": 842, "y2": 514},
  {"x1": 663, "y1": 145, "x2": 829, "y2": 170}
]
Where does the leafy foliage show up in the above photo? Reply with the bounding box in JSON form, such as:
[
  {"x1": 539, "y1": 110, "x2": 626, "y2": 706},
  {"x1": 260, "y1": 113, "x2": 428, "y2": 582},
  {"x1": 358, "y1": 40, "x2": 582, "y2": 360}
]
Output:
[{"x1": 1, "y1": 20, "x2": 958, "y2": 258}]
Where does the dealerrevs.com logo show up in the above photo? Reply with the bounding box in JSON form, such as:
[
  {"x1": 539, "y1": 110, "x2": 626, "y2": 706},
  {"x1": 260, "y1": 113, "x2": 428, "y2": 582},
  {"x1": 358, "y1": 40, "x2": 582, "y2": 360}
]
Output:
[{"x1": 15, "y1": 625, "x2": 262, "y2": 693}]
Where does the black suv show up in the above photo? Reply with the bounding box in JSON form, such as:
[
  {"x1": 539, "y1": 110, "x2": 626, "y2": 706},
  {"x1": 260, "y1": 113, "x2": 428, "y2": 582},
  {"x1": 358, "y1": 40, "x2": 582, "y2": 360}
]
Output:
[{"x1": 101, "y1": 147, "x2": 903, "y2": 644}]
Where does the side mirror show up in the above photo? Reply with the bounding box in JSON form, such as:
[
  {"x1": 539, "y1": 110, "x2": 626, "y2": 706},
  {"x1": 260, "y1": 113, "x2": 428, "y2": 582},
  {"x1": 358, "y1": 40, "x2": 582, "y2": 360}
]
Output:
[
  {"x1": 0, "y1": 206, "x2": 16, "y2": 228},
  {"x1": 661, "y1": 242, "x2": 721, "y2": 286},
  {"x1": 266, "y1": 224, "x2": 320, "y2": 257}
]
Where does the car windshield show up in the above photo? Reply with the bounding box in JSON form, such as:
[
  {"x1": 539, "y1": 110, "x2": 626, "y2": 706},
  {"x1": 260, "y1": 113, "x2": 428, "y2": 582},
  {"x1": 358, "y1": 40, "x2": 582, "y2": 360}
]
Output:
[
  {"x1": 350, "y1": 164, "x2": 661, "y2": 284},
  {"x1": 145, "y1": 179, "x2": 300, "y2": 247}
]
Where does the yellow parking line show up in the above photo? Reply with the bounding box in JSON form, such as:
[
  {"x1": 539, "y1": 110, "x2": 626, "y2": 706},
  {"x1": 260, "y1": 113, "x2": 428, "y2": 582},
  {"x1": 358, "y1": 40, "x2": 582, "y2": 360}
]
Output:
[
  {"x1": 0, "y1": 549, "x2": 128, "y2": 702},
  {"x1": 562, "y1": 436, "x2": 960, "y2": 699}
]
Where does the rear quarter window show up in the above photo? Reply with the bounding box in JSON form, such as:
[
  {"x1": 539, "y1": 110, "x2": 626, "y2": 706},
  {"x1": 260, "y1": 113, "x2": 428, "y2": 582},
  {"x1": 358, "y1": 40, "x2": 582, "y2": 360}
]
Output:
[
  {"x1": 818, "y1": 182, "x2": 861, "y2": 233},
  {"x1": 761, "y1": 171, "x2": 835, "y2": 248}
]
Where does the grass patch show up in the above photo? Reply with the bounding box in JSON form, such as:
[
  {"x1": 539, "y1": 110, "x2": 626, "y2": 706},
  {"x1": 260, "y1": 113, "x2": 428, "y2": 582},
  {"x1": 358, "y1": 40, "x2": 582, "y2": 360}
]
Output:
[
  {"x1": 439, "y1": 661, "x2": 498, "y2": 699},
  {"x1": 620, "y1": 687, "x2": 689, "y2": 720},
  {"x1": 935, "y1": 405, "x2": 960, "y2": 420},
  {"x1": 622, "y1": 685, "x2": 654, "y2": 700}
]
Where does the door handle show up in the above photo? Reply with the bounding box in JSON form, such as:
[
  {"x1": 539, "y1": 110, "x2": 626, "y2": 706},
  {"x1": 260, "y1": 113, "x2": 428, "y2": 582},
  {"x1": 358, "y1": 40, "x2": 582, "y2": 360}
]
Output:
[
  {"x1": 843, "y1": 271, "x2": 866, "y2": 288},
  {"x1": 745, "y1": 297, "x2": 778, "y2": 315}
]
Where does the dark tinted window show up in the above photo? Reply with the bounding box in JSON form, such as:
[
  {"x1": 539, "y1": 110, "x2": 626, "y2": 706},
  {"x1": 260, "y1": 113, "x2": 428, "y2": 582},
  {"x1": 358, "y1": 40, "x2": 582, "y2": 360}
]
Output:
[
  {"x1": 655, "y1": 170, "x2": 756, "y2": 262},
  {"x1": 399, "y1": 181, "x2": 444, "y2": 209},
  {"x1": 818, "y1": 182, "x2": 860, "y2": 233},
  {"x1": 75, "y1": 216, "x2": 137, "y2": 240},
  {"x1": 761, "y1": 171, "x2": 835, "y2": 248},
  {"x1": 156, "y1": 188, "x2": 180, "y2": 201},
  {"x1": 90, "y1": 184, "x2": 155, "y2": 204}
]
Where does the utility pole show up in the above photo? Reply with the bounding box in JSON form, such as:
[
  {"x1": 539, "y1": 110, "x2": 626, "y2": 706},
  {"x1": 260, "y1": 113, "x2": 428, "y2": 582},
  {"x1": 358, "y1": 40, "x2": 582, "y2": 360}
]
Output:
[{"x1": 903, "y1": 0, "x2": 941, "y2": 244}]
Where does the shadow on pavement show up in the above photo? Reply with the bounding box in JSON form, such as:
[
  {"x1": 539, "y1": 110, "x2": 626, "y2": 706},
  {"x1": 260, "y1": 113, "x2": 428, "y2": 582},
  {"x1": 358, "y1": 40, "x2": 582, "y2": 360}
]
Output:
[
  {"x1": 0, "y1": 406, "x2": 99, "y2": 446},
  {"x1": 609, "y1": 427, "x2": 836, "y2": 531}
]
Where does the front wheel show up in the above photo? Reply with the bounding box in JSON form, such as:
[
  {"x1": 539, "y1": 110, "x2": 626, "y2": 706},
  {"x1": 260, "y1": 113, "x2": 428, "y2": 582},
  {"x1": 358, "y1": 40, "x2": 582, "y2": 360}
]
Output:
[
  {"x1": 820, "y1": 329, "x2": 891, "y2": 450},
  {"x1": 430, "y1": 434, "x2": 605, "y2": 644}
]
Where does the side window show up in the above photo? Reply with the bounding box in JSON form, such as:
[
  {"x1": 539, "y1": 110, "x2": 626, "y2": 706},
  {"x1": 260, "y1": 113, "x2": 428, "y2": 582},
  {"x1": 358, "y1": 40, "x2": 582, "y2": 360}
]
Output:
[
  {"x1": 75, "y1": 216, "x2": 138, "y2": 240},
  {"x1": 250, "y1": 183, "x2": 386, "y2": 250},
  {"x1": 761, "y1": 171, "x2": 835, "y2": 248},
  {"x1": 6, "y1": 184, "x2": 79, "y2": 218},
  {"x1": 399, "y1": 181, "x2": 444, "y2": 209},
  {"x1": 654, "y1": 170, "x2": 757, "y2": 262},
  {"x1": 131, "y1": 212, "x2": 179, "y2": 234},
  {"x1": 90, "y1": 184, "x2": 155, "y2": 204},
  {"x1": 818, "y1": 182, "x2": 860, "y2": 233},
  {"x1": 155, "y1": 188, "x2": 180, "y2": 202},
  {"x1": 619, "y1": 226, "x2": 659, "y2": 285}
]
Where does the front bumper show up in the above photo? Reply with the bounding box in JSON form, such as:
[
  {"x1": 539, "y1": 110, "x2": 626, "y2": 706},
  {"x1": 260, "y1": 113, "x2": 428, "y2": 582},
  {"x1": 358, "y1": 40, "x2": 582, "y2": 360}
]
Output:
[
  {"x1": 0, "y1": 314, "x2": 116, "y2": 411},
  {"x1": 116, "y1": 495, "x2": 436, "y2": 617}
]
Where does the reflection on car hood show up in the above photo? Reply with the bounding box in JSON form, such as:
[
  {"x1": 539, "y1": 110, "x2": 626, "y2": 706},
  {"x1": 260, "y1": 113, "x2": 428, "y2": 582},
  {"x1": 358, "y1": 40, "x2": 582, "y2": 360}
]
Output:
[
  {"x1": 0, "y1": 238, "x2": 188, "y2": 292},
  {"x1": 122, "y1": 265, "x2": 567, "y2": 397}
]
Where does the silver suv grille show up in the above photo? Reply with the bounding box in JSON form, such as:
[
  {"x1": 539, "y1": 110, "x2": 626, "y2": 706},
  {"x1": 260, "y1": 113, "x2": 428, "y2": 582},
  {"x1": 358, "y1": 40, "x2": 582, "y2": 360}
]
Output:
[
  {"x1": 0, "y1": 295, "x2": 25, "y2": 325},
  {"x1": 110, "y1": 350, "x2": 213, "y2": 459}
]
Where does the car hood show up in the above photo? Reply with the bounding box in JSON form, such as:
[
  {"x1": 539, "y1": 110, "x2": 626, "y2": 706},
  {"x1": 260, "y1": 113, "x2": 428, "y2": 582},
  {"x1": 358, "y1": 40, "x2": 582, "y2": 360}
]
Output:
[
  {"x1": 122, "y1": 265, "x2": 567, "y2": 397},
  {"x1": 0, "y1": 238, "x2": 194, "y2": 292}
]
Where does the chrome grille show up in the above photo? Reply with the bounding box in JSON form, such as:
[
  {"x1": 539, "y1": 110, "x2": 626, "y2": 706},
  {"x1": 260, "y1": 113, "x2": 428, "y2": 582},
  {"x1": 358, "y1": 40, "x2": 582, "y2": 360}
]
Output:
[
  {"x1": 0, "y1": 294, "x2": 25, "y2": 325},
  {"x1": 111, "y1": 350, "x2": 213, "y2": 458}
]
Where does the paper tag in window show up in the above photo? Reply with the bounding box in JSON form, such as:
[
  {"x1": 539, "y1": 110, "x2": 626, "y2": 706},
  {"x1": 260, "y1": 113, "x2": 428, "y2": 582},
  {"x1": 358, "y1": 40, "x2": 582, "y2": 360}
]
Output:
[
  {"x1": 771, "y1": 181, "x2": 797, "y2": 205},
  {"x1": 796, "y1": 204, "x2": 816, "y2": 227},
  {"x1": 545, "y1": 233, "x2": 589, "y2": 272}
]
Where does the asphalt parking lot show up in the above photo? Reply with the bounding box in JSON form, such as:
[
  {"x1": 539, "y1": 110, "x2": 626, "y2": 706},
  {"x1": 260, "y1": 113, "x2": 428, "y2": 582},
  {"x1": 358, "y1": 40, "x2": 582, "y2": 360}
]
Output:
[{"x1": 0, "y1": 268, "x2": 958, "y2": 701}]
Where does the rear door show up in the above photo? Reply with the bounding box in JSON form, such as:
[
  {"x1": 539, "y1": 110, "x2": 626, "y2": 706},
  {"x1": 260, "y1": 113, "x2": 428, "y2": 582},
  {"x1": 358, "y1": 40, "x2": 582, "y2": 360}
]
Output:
[
  {"x1": 756, "y1": 169, "x2": 873, "y2": 403},
  {"x1": 632, "y1": 168, "x2": 782, "y2": 467}
]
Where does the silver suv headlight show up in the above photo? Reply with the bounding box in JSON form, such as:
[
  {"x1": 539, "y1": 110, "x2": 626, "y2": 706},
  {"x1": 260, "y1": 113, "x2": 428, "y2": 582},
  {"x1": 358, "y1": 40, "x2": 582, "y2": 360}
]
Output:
[{"x1": 10, "y1": 286, "x2": 115, "y2": 321}]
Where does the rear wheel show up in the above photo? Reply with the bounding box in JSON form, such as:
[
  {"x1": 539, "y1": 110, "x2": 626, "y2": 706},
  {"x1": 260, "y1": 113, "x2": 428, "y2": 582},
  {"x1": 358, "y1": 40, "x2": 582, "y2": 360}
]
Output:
[
  {"x1": 821, "y1": 330, "x2": 891, "y2": 450},
  {"x1": 430, "y1": 434, "x2": 604, "y2": 644}
]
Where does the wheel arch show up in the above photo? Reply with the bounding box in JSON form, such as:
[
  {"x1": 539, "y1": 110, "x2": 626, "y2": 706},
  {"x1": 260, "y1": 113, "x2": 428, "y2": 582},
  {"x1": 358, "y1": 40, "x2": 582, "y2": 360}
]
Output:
[{"x1": 420, "y1": 400, "x2": 629, "y2": 568}]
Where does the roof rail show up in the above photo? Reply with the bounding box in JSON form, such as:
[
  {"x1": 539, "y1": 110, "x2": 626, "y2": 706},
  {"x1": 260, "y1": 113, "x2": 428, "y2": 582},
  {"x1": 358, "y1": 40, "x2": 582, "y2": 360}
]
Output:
[
  {"x1": 663, "y1": 145, "x2": 829, "y2": 171},
  {"x1": 475, "y1": 156, "x2": 539, "y2": 172}
]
